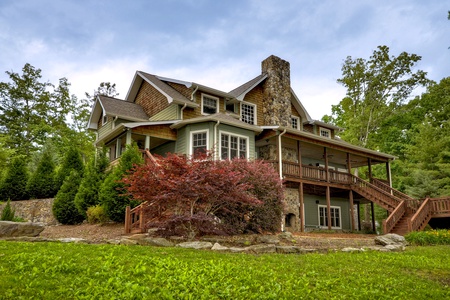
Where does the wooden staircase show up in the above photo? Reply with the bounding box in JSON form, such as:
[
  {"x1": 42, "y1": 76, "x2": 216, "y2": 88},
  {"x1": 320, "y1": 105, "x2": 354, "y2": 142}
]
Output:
[{"x1": 390, "y1": 212, "x2": 413, "y2": 235}]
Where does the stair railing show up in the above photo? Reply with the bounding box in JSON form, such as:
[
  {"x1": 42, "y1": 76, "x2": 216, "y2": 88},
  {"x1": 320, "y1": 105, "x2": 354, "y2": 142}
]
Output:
[
  {"x1": 371, "y1": 178, "x2": 421, "y2": 213},
  {"x1": 124, "y1": 204, "x2": 146, "y2": 234},
  {"x1": 408, "y1": 198, "x2": 432, "y2": 232},
  {"x1": 382, "y1": 200, "x2": 406, "y2": 234}
]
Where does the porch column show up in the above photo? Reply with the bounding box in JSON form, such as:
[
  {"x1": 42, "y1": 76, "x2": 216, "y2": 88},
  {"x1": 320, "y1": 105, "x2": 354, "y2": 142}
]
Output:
[
  {"x1": 126, "y1": 130, "x2": 132, "y2": 145},
  {"x1": 349, "y1": 190, "x2": 355, "y2": 231},
  {"x1": 299, "y1": 183, "x2": 304, "y2": 232},
  {"x1": 371, "y1": 202, "x2": 376, "y2": 232},
  {"x1": 386, "y1": 162, "x2": 392, "y2": 187},
  {"x1": 324, "y1": 147, "x2": 329, "y2": 182},
  {"x1": 357, "y1": 202, "x2": 361, "y2": 231},
  {"x1": 346, "y1": 153, "x2": 352, "y2": 174},
  {"x1": 367, "y1": 158, "x2": 372, "y2": 180},
  {"x1": 145, "y1": 135, "x2": 150, "y2": 150},
  {"x1": 297, "y1": 141, "x2": 303, "y2": 178},
  {"x1": 326, "y1": 186, "x2": 331, "y2": 230}
]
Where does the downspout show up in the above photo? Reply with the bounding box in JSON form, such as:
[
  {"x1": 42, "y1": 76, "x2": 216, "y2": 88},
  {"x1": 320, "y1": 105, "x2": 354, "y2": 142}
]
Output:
[
  {"x1": 180, "y1": 103, "x2": 187, "y2": 120},
  {"x1": 278, "y1": 129, "x2": 287, "y2": 179},
  {"x1": 190, "y1": 85, "x2": 199, "y2": 101},
  {"x1": 214, "y1": 120, "x2": 220, "y2": 160}
]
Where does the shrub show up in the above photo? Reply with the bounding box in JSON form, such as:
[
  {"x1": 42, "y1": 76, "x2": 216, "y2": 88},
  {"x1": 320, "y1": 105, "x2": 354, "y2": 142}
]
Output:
[
  {"x1": 1, "y1": 199, "x2": 15, "y2": 221},
  {"x1": 405, "y1": 229, "x2": 450, "y2": 246},
  {"x1": 52, "y1": 170, "x2": 84, "y2": 224},
  {"x1": 74, "y1": 149, "x2": 109, "y2": 217},
  {"x1": 0, "y1": 157, "x2": 29, "y2": 201},
  {"x1": 86, "y1": 205, "x2": 109, "y2": 224},
  {"x1": 55, "y1": 147, "x2": 84, "y2": 192},
  {"x1": 27, "y1": 150, "x2": 57, "y2": 199},
  {"x1": 99, "y1": 144, "x2": 143, "y2": 222}
]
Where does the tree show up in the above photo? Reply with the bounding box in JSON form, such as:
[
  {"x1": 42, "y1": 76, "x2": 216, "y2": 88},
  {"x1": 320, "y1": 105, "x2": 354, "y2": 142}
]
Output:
[
  {"x1": 121, "y1": 153, "x2": 284, "y2": 237},
  {"x1": 74, "y1": 149, "x2": 110, "y2": 217},
  {"x1": 52, "y1": 170, "x2": 84, "y2": 224},
  {"x1": 0, "y1": 64, "x2": 78, "y2": 157},
  {"x1": 27, "y1": 149, "x2": 57, "y2": 199},
  {"x1": 99, "y1": 144, "x2": 143, "y2": 222},
  {"x1": 0, "y1": 157, "x2": 29, "y2": 201},
  {"x1": 55, "y1": 147, "x2": 84, "y2": 191},
  {"x1": 324, "y1": 45, "x2": 430, "y2": 148},
  {"x1": 85, "y1": 82, "x2": 119, "y2": 101}
]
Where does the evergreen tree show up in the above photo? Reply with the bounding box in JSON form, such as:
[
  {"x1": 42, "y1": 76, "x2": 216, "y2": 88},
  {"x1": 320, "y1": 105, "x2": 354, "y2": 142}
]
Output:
[
  {"x1": 1, "y1": 199, "x2": 16, "y2": 221},
  {"x1": 0, "y1": 157, "x2": 29, "y2": 201},
  {"x1": 52, "y1": 170, "x2": 84, "y2": 224},
  {"x1": 55, "y1": 147, "x2": 84, "y2": 191},
  {"x1": 74, "y1": 149, "x2": 110, "y2": 217},
  {"x1": 27, "y1": 150, "x2": 57, "y2": 199},
  {"x1": 99, "y1": 144, "x2": 143, "y2": 222}
]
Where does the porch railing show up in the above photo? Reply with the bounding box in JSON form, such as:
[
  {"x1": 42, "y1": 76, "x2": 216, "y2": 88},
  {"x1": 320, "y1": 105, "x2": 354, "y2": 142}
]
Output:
[
  {"x1": 429, "y1": 197, "x2": 450, "y2": 216},
  {"x1": 371, "y1": 178, "x2": 421, "y2": 213},
  {"x1": 408, "y1": 198, "x2": 432, "y2": 232},
  {"x1": 382, "y1": 200, "x2": 406, "y2": 234}
]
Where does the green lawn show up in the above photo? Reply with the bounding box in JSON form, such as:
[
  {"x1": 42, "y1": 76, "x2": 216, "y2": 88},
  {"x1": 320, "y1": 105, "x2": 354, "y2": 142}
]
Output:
[{"x1": 0, "y1": 241, "x2": 449, "y2": 299}]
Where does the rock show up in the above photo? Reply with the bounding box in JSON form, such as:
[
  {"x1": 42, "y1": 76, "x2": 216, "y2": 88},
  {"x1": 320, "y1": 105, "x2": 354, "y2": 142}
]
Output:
[
  {"x1": 127, "y1": 234, "x2": 148, "y2": 240},
  {"x1": 384, "y1": 244, "x2": 405, "y2": 252},
  {"x1": 177, "y1": 241, "x2": 213, "y2": 250},
  {"x1": 245, "y1": 244, "x2": 276, "y2": 254},
  {"x1": 279, "y1": 232, "x2": 293, "y2": 239},
  {"x1": 106, "y1": 239, "x2": 121, "y2": 245},
  {"x1": 341, "y1": 247, "x2": 365, "y2": 253},
  {"x1": 229, "y1": 247, "x2": 246, "y2": 253},
  {"x1": 57, "y1": 238, "x2": 88, "y2": 243},
  {"x1": 138, "y1": 237, "x2": 174, "y2": 247},
  {"x1": 0, "y1": 221, "x2": 45, "y2": 237},
  {"x1": 297, "y1": 248, "x2": 318, "y2": 254},
  {"x1": 119, "y1": 239, "x2": 138, "y2": 245},
  {"x1": 276, "y1": 246, "x2": 300, "y2": 254},
  {"x1": 374, "y1": 234, "x2": 407, "y2": 246},
  {"x1": 257, "y1": 235, "x2": 280, "y2": 244},
  {"x1": 211, "y1": 243, "x2": 229, "y2": 251}
]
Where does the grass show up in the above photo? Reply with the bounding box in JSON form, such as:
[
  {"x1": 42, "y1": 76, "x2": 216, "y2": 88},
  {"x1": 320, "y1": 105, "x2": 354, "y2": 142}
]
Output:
[
  {"x1": 405, "y1": 229, "x2": 450, "y2": 246},
  {"x1": 0, "y1": 241, "x2": 449, "y2": 299}
]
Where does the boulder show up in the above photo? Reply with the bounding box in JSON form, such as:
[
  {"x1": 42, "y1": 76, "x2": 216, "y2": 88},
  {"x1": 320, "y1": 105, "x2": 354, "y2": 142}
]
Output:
[
  {"x1": 279, "y1": 231, "x2": 293, "y2": 240},
  {"x1": 57, "y1": 238, "x2": 88, "y2": 243},
  {"x1": 374, "y1": 234, "x2": 407, "y2": 246},
  {"x1": 211, "y1": 243, "x2": 229, "y2": 251},
  {"x1": 341, "y1": 247, "x2": 365, "y2": 253},
  {"x1": 276, "y1": 245, "x2": 300, "y2": 254},
  {"x1": 245, "y1": 244, "x2": 277, "y2": 254},
  {"x1": 138, "y1": 237, "x2": 175, "y2": 247},
  {"x1": 0, "y1": 221, "x2": 44, "y2": 237},
  {"x1": 257, "y1": 235, "x2": 280, "y2": 244},
  {"x1": 177, "y1": 241, "x2": 213, "y2": 250}
]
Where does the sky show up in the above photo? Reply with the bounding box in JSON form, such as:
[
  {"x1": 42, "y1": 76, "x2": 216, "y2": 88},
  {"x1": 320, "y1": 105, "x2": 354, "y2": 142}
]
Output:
[{"x1": 0, "y1": 0, "x2": 448, "y2": 120}]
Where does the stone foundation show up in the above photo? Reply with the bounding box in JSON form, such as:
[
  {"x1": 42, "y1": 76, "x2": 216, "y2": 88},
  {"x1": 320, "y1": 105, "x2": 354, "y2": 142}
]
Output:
[
  {"x1": 283, "y1": 188, "x2": 300, "y2": 232},
  {"x1": 0, "y1": 198, "x2": 56, "y2": 225},
  {"x1": 259, "y1": 145, "x2": 298, "y2": 162}
]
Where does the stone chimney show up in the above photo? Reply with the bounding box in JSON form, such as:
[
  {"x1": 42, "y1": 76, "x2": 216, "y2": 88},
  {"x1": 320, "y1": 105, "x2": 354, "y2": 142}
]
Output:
[{"x1": 261, "y1": 55, "x2": 292, "y2": 127}]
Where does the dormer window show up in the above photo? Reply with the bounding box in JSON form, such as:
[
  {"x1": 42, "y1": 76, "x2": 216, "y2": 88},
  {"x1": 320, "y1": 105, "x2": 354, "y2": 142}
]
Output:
[
  {"x1": 290, "y1": 116, "x2": 300, "y2": 130},
  {"x1": 102, "y1": 115, "x2": 108, "y2": 125},
  {"x1": 202, "y1": 94, "x2": 219, "y2": 115},
  {"x1": 241, "y1": 102, "x2": 256, "y2": 125},
  {"x1": 319, "y1": 127, "x2": 331, "y2": 138}
]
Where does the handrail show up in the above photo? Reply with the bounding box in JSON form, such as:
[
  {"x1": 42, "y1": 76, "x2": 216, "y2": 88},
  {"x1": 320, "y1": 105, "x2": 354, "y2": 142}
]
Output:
[
  {"x1": 408, "y1": 198, "x2": 432, "y2": 232},
  {"x1": 371, "y1": 178, "x2": 421, "y2": 213},
  {"x1": 428, "y1": 197, "x2": 450, "y2": 216},
  {"x1": 124, "y1": 203, "x2": 146, "y2": 234},
  {"x1": 382, "y1": 200, "x2": 406, "y2": 234}
]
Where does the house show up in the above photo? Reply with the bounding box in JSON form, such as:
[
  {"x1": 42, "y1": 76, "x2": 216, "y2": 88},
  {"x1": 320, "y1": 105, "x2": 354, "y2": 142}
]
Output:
[{"x1": 88, "y1": 55, "x2": 450, "y2": 234}]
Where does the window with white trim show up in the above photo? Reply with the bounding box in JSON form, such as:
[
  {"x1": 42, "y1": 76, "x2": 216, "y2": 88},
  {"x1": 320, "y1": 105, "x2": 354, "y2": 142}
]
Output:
[
  {"x1": 191, "y1": 131, "x2": 208, "y2": 158},
  {"x1": 241, "y1": 102, "x2": 256, "y2": 125},
  {"x1": 202, "y1": 94, "x2": 219, "y2": 115},
  {"x1": 319, "y1": 127, "x2": 331, "y2": 138},
  {"x1": 290, "y1": 116, "x2": 300, "y2": 130},
  {"x1": 318, "y1": 205, "x2": 341, "y2": 229},
  {"x1": 220, "y1": 132, "x2": 248, "y2": 160},
  {"x1": 102, "y1": 115, "x2": 108, "y2": 125}
]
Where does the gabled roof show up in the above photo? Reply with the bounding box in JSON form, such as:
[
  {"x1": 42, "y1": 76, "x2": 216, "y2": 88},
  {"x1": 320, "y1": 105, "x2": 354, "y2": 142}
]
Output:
[
  {"x1": 305, "y1": 120, "x2": 343, "y2": 131},
  {"x1": 229, "y1": 74, "x2": 267, "y2": 100},
  {"x1": 87, "y1": 95, "x2": 149, "y2": 130},
  {"x1": 157, "y1": 75, "x2": 233, "y2": 99},
  {"x1": 125, "y1": 71, "x2": 198, "y2": 108},
  {"x1": 170, "y1": 113, "x2": 263, "y2": 133}
]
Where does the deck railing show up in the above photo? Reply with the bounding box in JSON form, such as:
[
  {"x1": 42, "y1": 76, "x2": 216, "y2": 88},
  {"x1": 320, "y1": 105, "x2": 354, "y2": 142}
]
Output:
[
  {"x1": 408, "y1": 198, "x2": 432, "y2": 232},
  {"x1": 382, "y1": 200, "x2": 406, "y2": 234},
  {"x1": 371, "y1": 178, "x2": 421, "y2": 213},
  {"x1": 429, "y1": 197, "x2": 450, "y2": 216}
]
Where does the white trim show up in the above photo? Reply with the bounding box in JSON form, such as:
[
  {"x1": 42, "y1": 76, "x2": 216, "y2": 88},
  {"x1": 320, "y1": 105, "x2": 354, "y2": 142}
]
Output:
[
  {"x1": 201, "y1": 94, "x2": 219, "y2": 115},
  {"x1": 102, "y1": 115, "x2": 108, "y2": 126},
  {"x1": 318, "y1": 205, "x2": 342, "y2": 229},
  {"x1": 189, "y1": 129, "x2": 209, "y2": 156},
  {"x1": 240, "y1": 102, "x2": 257, "y2": 125},
  {"x1": 138, "y1": 71, "x2": 174, "y2": 103},
  {"x1": 218, "y1": 130, "x2": 249, "y2": 160},
  {"x1": 290, "y1": 115, "x2": 300, "y2": 130},
  {"x1": 319, "y1": 127, "x2": 331, "y2": 138}
]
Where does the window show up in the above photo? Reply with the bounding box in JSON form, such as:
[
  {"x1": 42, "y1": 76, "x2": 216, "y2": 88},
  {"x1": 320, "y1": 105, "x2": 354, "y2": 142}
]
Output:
[
  {"x1": 319, "y1": 127, "x2": 331, "y2": 138},
  {"x1": 241, "y1": 102, "x2": 256, "y2": 125},
  {"x1": 225, "y1": 101, "x2": 236, "y2": 113},
  {"x1": 318, "y1": 205, "x2": 341, "y2": 229},
  {"x1": 202, "y1": 94, "x2": 219, "y2": 115},
  {"x1": 191, "y1": 131, "x2": 208, "y2": 158},
  {"x1": 220, "y1": 132, "x2": 248, "y2": 160},
  {"x1": 102, "y1": 115, "x2": 108, "y2": 125},
  {"x1": 290, "y1": 116, "x2": 300, "y2": 130}
]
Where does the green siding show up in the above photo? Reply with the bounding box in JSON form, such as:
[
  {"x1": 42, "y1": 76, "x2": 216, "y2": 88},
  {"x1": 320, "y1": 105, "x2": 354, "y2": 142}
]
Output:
[
  {"x1": 303, "y1": 194, "x2": 351, "y2": 230},
  {"x1": 97, "y1": 121, "x2": 113, "y2": 140},
  {"x1": 153, "y1": 141, "x2": 176, "y2": 156},
  {"x1": 150, "y1": 104, "x2": 179, "y2": 121}
]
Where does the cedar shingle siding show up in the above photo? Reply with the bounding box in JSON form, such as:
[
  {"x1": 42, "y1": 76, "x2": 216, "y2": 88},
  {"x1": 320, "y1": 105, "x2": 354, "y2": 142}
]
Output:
[{"x1": 135, "y1": 81, "x2": 170, "y2": 118}]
